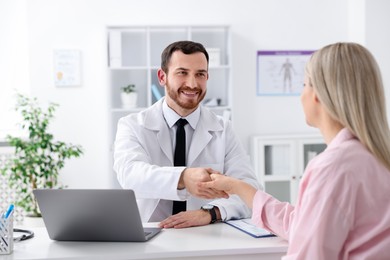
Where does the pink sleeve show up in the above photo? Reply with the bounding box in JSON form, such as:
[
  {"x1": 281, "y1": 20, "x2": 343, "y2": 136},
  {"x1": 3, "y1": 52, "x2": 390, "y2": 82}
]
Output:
[
  {"x1": 282, "y1": 187, "x2": 350, "y2": 260},
  {"x1": 251, "y1": 190, "x2": 295, "y2": 240},
  {"x1": 251, "y1": 186, "x2": 351, "y2": 259}
]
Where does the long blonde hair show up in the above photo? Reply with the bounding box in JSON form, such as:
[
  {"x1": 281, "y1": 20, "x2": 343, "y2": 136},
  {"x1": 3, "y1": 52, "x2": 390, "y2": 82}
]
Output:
[{"x1": 306, "y1": 42, "x2": 390, "y2": 171}]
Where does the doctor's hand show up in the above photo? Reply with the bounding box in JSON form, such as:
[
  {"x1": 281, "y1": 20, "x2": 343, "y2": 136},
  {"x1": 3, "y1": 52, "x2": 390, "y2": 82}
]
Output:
[
  {"x1": 158, "y1": 209, "x2": 216, "y2": 229},
  {"x1": 179, "y1": 168, "x2": 228, "y2": 199}
]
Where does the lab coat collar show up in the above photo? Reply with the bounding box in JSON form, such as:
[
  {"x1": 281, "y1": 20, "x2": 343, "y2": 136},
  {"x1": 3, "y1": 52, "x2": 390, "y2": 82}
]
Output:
[
  {"x1": 143, "y1": 98, "x2": 223, "y2": 132},
  {"x1": 142, "y1": 98, "x2": 224, "y2": 165},
  {"x1": 161, "y1": 99, "x2": 200, "y2": 130}
]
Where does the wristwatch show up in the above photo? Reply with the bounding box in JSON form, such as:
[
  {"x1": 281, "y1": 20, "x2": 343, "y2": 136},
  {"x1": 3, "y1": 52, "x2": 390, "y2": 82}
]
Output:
[{"x1": 201, "y1": 205, "x2": 217, "y2": 224}]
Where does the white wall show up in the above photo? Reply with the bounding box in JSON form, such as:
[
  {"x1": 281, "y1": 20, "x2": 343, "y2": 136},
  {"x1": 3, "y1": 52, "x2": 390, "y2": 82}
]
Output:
[
  {"x1": 0, "y1": 0, "x2": 30, "y2": 137},
  {"x1": 2, "y1": 0, "x2": 389, "y2": 188},
  {"x1": 365, "y1": 0, "x2": 390, "y2": 118}
]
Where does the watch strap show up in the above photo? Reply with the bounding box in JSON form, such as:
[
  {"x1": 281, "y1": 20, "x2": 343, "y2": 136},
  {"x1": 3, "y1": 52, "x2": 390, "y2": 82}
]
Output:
[
  {"x1": 202, "y1": 206, "x2": 217, "y2": 224},
  {"x1": 209, "y1": 206, "x2": 217, "y2": 224}
]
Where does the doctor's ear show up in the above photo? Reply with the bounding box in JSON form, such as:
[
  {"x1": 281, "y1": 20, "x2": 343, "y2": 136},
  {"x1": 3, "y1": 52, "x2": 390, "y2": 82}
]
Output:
[{"x1": 157, "y1": 69, "x2": 167, "y2": 86}]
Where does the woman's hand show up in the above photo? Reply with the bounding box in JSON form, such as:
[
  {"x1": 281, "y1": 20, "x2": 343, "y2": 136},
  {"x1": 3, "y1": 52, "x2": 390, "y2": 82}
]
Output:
[
  {"x1": 199, "y1": 172, "x2": 238, "y2": 195},
  {"x1": 200, "y1": 170, "x2": 258, "y2": 209}
]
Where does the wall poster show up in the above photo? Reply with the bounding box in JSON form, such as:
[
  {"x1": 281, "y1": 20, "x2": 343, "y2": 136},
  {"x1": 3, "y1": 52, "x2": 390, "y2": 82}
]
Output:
[
  {"x1": 257, "y1": 50, "x2": 314, "y2": 96},
  {"x1": 53, "y1": 49, "x2": 81, "y2": 87}
]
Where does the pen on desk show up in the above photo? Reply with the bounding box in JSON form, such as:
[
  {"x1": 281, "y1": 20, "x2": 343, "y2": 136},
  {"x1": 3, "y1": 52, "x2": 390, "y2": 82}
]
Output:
[{"x1": 4, "y1": 204, "x2": 14, "y2": 219}]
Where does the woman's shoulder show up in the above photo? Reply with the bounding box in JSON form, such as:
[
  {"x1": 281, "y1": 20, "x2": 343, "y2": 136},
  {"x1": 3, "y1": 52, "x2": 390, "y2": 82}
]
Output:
[{"x1": 306, "y1": 137, "x2": 388, "y2": 184}]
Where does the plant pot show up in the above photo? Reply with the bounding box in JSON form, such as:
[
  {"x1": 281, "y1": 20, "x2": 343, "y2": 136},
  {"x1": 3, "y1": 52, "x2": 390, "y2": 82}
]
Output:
[{"x1": 121, "y1": 92, "x2": 138, "y2": 109}]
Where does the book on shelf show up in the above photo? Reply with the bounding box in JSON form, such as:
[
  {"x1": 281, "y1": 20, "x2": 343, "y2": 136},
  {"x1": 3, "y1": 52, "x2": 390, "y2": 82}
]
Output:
[{"x1": 109, "y1": 31, "x2": 122, "y2": 68}]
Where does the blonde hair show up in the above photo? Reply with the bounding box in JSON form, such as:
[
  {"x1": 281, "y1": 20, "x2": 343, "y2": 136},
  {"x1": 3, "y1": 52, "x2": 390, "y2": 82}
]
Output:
[{"x1": 306, "y1": 42, "x2": 390, "y2": 171}]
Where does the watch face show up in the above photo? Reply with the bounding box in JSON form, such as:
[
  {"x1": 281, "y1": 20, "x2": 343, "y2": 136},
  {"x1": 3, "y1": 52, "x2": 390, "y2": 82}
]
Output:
[{"x1": 202, "y1": 205, "x2": 214, "y2": 210}]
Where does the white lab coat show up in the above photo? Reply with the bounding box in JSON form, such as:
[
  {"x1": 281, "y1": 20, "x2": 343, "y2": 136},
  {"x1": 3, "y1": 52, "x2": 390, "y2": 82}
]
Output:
[{"x1": 113, "y1": 99, "x2": 260, "y2": 222}]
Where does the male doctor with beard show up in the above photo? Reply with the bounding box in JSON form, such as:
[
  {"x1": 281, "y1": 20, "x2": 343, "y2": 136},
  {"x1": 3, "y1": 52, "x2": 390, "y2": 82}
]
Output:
[{"x1": 114, "y1": 40, "x2": 260, "y2": 229}]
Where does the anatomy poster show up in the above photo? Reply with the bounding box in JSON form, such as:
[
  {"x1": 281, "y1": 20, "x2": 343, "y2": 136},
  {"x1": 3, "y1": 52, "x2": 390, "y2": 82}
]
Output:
[{"x1": 257, "y1": 50, "x2": 314, "y2": 96}]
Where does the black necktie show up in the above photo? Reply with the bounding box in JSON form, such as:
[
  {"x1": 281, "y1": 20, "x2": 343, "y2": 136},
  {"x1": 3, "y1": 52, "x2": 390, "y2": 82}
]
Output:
[{"x1": 172, "y1": 118, "x2": 188, "y2": 215}]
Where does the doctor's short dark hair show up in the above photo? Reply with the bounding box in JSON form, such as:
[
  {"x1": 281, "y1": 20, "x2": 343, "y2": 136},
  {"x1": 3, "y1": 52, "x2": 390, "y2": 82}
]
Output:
[{"x1": 160, "y1": 40, "x2": 209, "y2": 73}]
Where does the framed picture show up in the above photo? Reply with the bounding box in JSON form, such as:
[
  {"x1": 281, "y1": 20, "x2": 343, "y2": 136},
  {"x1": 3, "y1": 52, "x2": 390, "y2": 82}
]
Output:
[
  {"x1": 53, "y1": 49, "x2": 81, "y2": 87},
  {"x1": 257, "y1": 50, "x2": 314, "y2": 96}
]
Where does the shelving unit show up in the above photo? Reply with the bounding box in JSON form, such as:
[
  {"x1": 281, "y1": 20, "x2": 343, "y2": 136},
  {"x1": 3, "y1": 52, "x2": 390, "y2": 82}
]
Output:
[
  {"x1": 250, "y1": 134, "x2": 326, "y2": 205},
  {"x1": 106, "y1": 26, "x2": 232, "y2": 186}
]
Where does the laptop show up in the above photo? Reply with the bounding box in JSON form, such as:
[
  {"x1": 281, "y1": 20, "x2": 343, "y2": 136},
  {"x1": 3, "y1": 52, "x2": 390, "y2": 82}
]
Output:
[{"x1": 33, "y1": 189, "x2": 161, "y2": 242}]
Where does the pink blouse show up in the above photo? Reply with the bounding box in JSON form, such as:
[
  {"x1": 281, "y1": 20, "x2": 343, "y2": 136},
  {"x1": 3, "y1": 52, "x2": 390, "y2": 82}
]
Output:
[{"x1": 252, "y1": 128, "x2": 390, "y2": 259}]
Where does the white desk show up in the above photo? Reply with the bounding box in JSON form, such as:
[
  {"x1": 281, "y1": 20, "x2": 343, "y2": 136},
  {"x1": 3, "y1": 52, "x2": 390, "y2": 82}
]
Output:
[{"x1": 6, "y1": 223, "x2": 288, "y2": 260}]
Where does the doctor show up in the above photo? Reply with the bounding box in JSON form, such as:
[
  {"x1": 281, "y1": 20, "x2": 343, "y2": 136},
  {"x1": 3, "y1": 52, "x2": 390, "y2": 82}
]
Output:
[{"x1": 113, "y1": 40, "x2": 259, "y2": 229}]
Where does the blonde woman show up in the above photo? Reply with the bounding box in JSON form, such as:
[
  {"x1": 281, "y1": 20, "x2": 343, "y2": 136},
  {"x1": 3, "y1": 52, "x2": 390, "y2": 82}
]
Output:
[{"x1": 201, "y1": 42, "x2": 390, "y2": 259}]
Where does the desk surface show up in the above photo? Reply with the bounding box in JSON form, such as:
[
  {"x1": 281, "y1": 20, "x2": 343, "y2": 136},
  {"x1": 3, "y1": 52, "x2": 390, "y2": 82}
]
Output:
[{"x1": 7, "y1": 222, "x2": 288, "y2": 260}]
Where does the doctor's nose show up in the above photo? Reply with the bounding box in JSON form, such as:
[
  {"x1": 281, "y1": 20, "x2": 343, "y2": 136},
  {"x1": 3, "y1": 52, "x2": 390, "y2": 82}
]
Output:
[{"x1": 185, "y1": 75, "x2": 198, "y2": 89}]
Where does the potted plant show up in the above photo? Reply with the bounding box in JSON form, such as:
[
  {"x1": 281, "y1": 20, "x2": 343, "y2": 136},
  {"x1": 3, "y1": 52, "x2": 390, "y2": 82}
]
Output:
[
  {"x1": 120, "y1": 84, "x2": 138, "y2": 108},
  {"x1": 0, "y1": 93, "x2": 83, "y2": 218}
]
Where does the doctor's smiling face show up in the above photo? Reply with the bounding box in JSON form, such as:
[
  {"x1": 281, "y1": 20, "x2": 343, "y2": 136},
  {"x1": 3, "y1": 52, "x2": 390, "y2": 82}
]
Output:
[{"x1": 158, "y1": 43, "x2": 209, "y2": 117}]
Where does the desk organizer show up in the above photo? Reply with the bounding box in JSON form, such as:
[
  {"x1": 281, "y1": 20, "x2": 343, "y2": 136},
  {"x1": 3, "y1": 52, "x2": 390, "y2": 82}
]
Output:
[{"x1": 0, "y1": 212, "x2": 13, "y2": 255}]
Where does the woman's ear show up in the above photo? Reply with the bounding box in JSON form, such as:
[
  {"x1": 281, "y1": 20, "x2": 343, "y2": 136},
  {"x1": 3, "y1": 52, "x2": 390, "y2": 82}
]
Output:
[{"x1": 313, "y1": 90, "x2": 321, "y2": 104}]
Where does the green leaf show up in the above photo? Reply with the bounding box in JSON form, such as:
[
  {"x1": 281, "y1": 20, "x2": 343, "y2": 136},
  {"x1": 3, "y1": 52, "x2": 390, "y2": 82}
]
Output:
[{"x1": 0, "y1": 93, "x2": 84, "y2": 216}]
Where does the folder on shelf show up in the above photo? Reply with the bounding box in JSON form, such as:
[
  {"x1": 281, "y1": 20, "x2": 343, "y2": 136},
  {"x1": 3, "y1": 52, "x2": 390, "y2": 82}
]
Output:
[
  {"x1": 225, "y1": 219, "x2": 275, "y2": 238},
  {"x1": 108, "y1": 31, "x2": 122, "y2": 68}
]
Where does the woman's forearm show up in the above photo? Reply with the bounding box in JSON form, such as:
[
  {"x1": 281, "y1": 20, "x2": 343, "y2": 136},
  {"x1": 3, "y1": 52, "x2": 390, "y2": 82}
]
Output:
[{"x1": 231, "y1": 180, "x2": 258, "y2": 209}]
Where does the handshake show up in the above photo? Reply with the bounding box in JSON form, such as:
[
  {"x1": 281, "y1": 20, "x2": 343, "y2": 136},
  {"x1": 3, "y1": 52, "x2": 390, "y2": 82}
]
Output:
[{"x1": 178, "y1": 167, "x2": 246, "y2": 199}]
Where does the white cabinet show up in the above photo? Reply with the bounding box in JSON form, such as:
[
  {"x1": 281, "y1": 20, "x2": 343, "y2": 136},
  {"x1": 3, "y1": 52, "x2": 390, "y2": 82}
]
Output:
[
  {"x1": 250, "y1": 135, "x2": 326, "y2": 205},
  {"x1": 106, "y1": 26, "x2": 231, "y2": 186}
]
